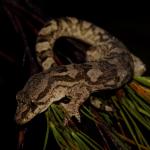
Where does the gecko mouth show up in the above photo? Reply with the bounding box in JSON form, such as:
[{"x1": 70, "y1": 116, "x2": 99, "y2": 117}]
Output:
[
  {"x1": 15, "y1": 113, "x2": 27, "y2": 125},
  {"x1": 15, "y1": 104, "x2": 33, "y2": 125},
  {"x1": 15, "y1": 102, "x2": 48, "y2": 125},
  {"x1": 15, "y1": 110, "x2": 34, "y2": 125}
]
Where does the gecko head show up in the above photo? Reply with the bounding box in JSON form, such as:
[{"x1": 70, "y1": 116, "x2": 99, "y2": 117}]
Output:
[
  {"x1": 15, "y1": 72, "x2": 50, "y2": 125},
  {"x1": 15, "y1": 93, "x2": 38, "y2": 125}
]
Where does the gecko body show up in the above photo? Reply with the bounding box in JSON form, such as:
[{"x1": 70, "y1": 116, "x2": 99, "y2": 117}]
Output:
[{"x1": 15, "y1": 17, "x2": 146, "y2": 124}]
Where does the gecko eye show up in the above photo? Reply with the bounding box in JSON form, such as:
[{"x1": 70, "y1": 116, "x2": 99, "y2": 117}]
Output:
[
  {"x1": 30, "y1": 101, "x2": 37, "y2": 111},
  {"x1": 30, "y1": 100, "x2": 36, "y2": 106}
]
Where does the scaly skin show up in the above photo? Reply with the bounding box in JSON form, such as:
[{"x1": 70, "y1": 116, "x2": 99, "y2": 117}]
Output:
[{"x1": 15, "y1": 17, "x2": 146, "y2": 124}]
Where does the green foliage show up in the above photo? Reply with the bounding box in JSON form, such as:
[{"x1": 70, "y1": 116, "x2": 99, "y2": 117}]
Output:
[{"x1": 43, "y1": 76, "x2": 150, "y2": 150}]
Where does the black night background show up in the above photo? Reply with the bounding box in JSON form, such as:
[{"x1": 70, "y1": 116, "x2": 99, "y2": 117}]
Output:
[{"x1": 0, "y1": 1, "x2": 150, "y2": 149}]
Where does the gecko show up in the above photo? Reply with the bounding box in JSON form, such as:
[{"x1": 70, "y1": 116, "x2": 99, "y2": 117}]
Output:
[{"x1": 15, "y1": 17, "x2": 146, "y2": 125}]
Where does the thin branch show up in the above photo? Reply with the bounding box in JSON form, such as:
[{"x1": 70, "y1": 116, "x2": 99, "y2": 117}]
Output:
[
  {"x1": 4, "y1": 1, "x2": 45, "y2": 24},
  {"x1": 115, "y1": 132, "x2": 150, "y2": 150},
  {"x1": 13, "y1": 15, "x2": 39, "y2": 74},
  {"x1": 0, "y1": 50, "x2": 15, "y2": 63}
]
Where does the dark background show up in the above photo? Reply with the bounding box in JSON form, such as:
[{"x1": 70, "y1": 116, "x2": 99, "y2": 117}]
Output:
[{"x1": 0, "y1": 1, "x2": 150, "y2": 149}]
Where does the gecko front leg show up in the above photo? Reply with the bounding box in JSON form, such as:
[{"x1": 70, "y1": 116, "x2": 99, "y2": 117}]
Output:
[{"x1": 61, "y1": 85, "x2": 90, "y2": 124}]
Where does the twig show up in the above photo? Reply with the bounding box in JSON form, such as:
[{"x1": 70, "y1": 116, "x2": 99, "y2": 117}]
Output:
[
  {"x1": 115, "y1": 132, "x2": 150, "y2": 150},
  {"x1": 14, "y1": 15, "x2": 39, "y2": 74},
  {"x1": 92, "y1": 109, "x2": 123, "y2": 149},
  {"x1": 0, "y1": 50, "x2": 15, "y2": 63},
  {"x1": 4, "y1": 4, "x2": 39, "y2": 74},
  {"x1": 25, "y1": 20, "x2": 39, "y2": 35},
  {"x1": 4, "y1": 1, "x2": 45, "y2": 24},
  {"x1": 3, "y1": 6, "x2": 20, "y2": 33}
]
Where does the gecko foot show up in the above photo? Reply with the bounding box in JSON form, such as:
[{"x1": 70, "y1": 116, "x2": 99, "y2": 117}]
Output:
[{"x1": 61, "y1": 102, "x2": 81, "y2": 126}]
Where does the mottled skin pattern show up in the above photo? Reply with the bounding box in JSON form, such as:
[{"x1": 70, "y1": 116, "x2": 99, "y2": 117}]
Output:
[{"x1": 15, "y1": 17, "x2": 146, "y2": 124}]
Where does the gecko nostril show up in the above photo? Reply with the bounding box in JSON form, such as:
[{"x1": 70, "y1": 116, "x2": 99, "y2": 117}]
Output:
[{"x1": 16, "y1": 91, "x2": 25, "y2": 100}]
